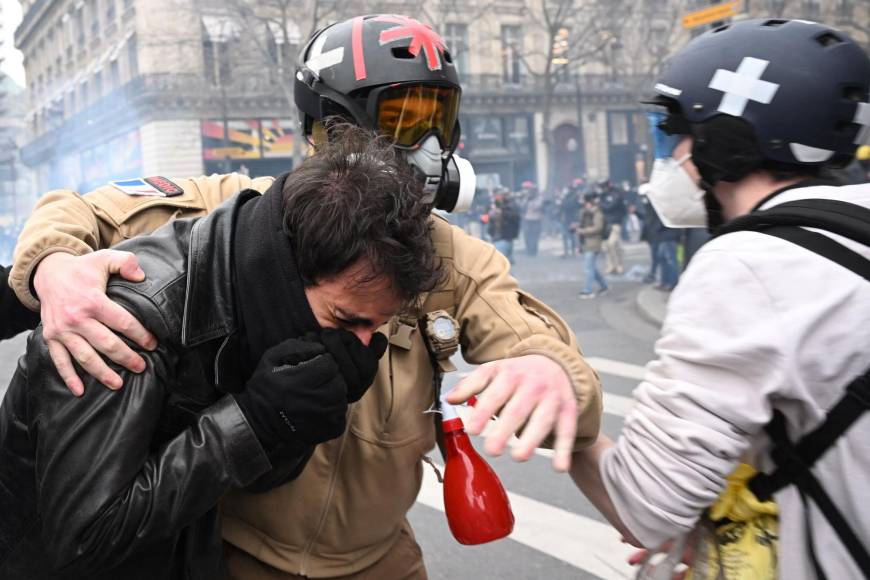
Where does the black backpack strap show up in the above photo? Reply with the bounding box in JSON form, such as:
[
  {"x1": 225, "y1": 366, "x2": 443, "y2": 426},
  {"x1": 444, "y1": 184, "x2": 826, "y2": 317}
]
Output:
[
  {"x1": 719, "y1": 199, "x2": 870, "y2": 249},
  {"x1": 750, "y1": 374, "x2": 870, "y2": 502},
  {"x1": 749, "y1": 387, "x2": 870, "y2": 578},
  {"x1": 721, "y1": 199, "x2": 870, "y2": 577}
]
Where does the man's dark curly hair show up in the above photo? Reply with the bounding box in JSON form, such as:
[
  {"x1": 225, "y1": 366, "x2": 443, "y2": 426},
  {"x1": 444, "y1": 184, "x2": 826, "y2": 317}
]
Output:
[{"x1": 282, "y1": 122, "x2": 441, "y2": 303}]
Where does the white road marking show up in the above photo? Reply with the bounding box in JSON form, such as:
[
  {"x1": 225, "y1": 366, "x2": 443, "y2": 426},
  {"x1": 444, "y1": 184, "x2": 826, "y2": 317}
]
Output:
[
  {"x1": 585, "y1": 356, "x2": 647, "y2": 381},
  {"x1": 416, "y1": 463, "x2": 635, "y2": 580}
]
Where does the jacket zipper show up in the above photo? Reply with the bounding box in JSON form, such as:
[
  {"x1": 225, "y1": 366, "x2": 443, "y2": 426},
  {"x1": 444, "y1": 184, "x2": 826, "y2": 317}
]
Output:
[{"x1": 298, "y1": 408, "x2": 353, "y2": 576}]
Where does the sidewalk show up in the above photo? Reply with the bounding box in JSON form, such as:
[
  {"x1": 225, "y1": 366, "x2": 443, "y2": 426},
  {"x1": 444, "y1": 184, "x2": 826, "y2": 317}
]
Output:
[{"x1": 635, "y1": 285, "x2": 669, "y2": 327}]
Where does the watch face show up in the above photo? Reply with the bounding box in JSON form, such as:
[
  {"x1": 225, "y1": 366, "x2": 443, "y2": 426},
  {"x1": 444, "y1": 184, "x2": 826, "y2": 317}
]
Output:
[{"x1": 432, "y1": 316, "x2": 457, "y2": 341}]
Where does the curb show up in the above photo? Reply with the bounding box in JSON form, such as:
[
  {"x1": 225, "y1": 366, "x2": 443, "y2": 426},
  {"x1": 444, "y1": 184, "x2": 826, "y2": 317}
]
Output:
[{"x1": 635, "y1": 286, "x2": 668, "y2": 327}]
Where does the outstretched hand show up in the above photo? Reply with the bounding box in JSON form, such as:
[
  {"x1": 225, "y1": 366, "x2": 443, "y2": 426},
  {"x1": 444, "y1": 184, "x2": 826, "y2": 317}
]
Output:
[{"x1": 446, "y1": 354, "x2": 578, "y2": 472}]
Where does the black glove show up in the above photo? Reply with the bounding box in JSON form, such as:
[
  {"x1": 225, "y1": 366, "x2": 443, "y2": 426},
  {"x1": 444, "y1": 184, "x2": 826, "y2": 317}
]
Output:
[
  {"x1": 319, "y1": 329, "x2": 388, "y2": 403},
  {"x1": 234, "y1": 338, "x2": 348, "y2": 452}
]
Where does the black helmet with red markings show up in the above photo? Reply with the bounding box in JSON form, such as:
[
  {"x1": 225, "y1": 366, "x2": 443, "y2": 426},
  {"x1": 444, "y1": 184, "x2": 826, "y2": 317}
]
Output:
[{"x1": 294, "y1": 15, "x2": 474, "y2": 212}]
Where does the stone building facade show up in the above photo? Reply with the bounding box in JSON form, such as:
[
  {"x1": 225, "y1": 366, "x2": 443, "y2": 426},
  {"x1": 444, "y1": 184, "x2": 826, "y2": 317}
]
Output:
[{"x1": 14, "y1": 0, "x2": 870, "y2": 195}]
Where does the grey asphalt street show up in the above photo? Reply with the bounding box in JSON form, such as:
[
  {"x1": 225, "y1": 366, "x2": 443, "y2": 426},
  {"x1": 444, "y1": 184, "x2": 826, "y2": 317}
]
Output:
[{"x1": 0, "y1": 233, "x2": 663, "y2": 580}]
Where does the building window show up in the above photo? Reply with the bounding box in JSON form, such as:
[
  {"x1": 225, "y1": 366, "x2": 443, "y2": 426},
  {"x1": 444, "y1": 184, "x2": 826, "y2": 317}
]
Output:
[
  {"x1": 80, "y1": 80, "x2": 88, "y2": 107},
  {"x1": 266, "y1": 36, "x2": 294, "y2": 78},
  {"x1": 202, "y1": 16, "x2": 238, "y2": 86},
  {"x1": 203, "y1": 38, "x2": 231, "y2": 86},
  {"x1": 64, "y1": 11, "x2": 73, "y2": 46},
  {"x1": 609, "y1": 112, "x2": 629, "y2": 145},
  {"x1": 552, "y1": 27, "x2": 571, "y2": 82},
  {"x1": 56, "y1": 56, "x2": 63, "y2": 80},
  {"x1": 93, "y1": 70, "x2": 102, "y2": 100},
  {"x1": 68, "y1": 90, "x2": 76, "y2": 116},
  {"x1": 90, "y1": 0, "x2": 101, "y2": 37},
  {"x1": 106, "y1": 0, "x2": 116, "y2": 24},
  {"x1": 469, "y1": 116, "x2": 505, "y2": 150},
  {"x1": 75, "y1": 7, "x2": 85, "y2": 43},
  {"x1": 109, "y1": 59, "x2": 120, "y2": 89},
  {"x1": 505, "y1": 115, "x2": 532, "y2": 155},
  {"x1": 265, "y1": 20, "x2": 299, "y2": 79},
  {"x1": 127, "y1": 34, "x2": 139, "y2": 78},
  {"x1": 443, "y1": 23, "x2": 469, "y2": 77},
  {"x1": 47, "y1": 99, "x2": 64, "y2": 128},
  {"x1": 501, "y1": 25, "x2": 522, "y2": 85}
]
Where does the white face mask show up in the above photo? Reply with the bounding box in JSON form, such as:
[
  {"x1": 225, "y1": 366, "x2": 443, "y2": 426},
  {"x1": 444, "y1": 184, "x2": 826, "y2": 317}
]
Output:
[{"x1": 646, "y1": 154, "x2": 707, "y2": 228}]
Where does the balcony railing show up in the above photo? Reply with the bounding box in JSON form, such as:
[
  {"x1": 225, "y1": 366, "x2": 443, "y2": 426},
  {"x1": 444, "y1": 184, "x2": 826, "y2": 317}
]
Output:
[{"x1": 461, "y1": 73, "x2": 652, "y2": 97}]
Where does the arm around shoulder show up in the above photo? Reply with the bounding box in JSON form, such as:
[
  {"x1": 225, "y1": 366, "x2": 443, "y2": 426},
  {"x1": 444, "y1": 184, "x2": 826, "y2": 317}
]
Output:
[
  {"x1": 10, "y1": 173, "x2": 268, "y2": 310},
  {"x1": 11, "y1": 190, "x2": 104, "y2": 309}
]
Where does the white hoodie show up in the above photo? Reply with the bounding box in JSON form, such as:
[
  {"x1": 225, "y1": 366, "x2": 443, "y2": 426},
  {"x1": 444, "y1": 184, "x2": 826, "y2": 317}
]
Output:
[{"x1": 601, "y1": 182, "x2": 870, "y2": 579}]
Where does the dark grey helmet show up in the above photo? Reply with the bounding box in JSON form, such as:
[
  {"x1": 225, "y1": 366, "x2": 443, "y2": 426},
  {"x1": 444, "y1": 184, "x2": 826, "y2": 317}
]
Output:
[{"x1": 651, "y1": 18, "x2": 870, "y2": 170}]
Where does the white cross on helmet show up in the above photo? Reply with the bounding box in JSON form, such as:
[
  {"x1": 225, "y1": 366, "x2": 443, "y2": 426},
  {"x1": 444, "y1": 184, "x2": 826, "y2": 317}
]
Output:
[{"x1": 708, "y1": 57, "x2": 780, "y2": 117}]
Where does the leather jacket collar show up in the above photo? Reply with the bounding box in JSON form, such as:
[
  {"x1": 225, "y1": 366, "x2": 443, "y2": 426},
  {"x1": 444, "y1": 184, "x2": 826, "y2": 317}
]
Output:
[{"x1": 181, "y1": 189, "x2": 260, "y2": 349}]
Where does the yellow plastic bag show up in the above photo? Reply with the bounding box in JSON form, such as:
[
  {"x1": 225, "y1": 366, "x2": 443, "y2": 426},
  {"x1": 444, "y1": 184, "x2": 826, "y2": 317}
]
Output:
[
  {"x1": 635, "y1": 464, "x2": 778, "y2": 580},
  {"x1": 688, "y1": 463, "x2": 779, "y2": 580}
]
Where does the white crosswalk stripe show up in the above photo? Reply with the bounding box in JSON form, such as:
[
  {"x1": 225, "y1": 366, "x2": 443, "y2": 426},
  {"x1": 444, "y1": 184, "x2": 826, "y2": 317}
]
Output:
[{"x1": 586, "y1": 356, "x2": 647, "y2": 381}]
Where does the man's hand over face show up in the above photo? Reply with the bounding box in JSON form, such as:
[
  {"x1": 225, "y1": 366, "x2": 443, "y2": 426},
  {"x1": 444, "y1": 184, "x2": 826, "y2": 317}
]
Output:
[
  {"x1": 235, "y1": 338, "x2": 349, "y2": 451},
  {"x1": 446, "y1": 354, "x2": 578, "y2": 472},
  {"x1": 318, "y1": 328, "x2": 388, "y2": 403},
  {"x1": 33, "y1": 250, "x2": 157, "y2": 396}
]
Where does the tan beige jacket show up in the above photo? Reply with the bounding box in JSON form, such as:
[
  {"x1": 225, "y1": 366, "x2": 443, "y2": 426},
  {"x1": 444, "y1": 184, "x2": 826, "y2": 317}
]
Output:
[{"x1": 12, "y1": 173, "x2": 602, "y2": 577}]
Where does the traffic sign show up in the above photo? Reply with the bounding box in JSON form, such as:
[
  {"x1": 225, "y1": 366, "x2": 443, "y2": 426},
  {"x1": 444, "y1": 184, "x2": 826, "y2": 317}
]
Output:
[{"x1": 682, "y1": 1, "x2": 741, "y2": 29}]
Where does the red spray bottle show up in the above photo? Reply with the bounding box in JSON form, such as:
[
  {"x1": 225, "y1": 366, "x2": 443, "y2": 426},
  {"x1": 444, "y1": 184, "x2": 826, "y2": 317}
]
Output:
[{"x1": 439, "y1": 388, "x2": 515, "y2": 545}]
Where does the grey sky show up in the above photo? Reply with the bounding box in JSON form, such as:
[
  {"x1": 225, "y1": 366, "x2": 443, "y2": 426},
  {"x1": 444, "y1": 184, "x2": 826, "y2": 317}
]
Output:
[{"x1": 0, "y1": 0, "x2": 25, "y2": 86}]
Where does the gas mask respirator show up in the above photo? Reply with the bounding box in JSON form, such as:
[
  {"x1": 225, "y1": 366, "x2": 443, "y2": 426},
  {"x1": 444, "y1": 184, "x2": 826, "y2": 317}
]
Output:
[{"x1": 406, "y1": 135, "x2": 476, "y2": 213}]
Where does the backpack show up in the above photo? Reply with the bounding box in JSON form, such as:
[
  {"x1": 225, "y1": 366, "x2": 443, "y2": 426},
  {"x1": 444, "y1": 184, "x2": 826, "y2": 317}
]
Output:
[{"x1": 717, "y1": 198, "x2": 870, "y2": 580}]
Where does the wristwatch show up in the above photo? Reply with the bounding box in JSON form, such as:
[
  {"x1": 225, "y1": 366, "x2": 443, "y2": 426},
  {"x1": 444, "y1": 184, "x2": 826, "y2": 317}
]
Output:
[{"x1": 424, "y1": 310, "x2": 460, "y2": 372}]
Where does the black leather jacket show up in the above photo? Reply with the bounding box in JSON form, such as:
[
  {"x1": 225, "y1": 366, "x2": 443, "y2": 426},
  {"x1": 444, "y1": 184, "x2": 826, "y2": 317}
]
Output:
[
  {"x1": 0, "y1": 191, "x2": 310, "y2": 579},
  {"x1": 0, "y1": 264, "x2": 39, "y2": 339}
]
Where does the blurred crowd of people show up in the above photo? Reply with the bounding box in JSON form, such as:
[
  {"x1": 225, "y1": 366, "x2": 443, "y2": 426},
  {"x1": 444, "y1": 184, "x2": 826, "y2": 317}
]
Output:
[
  {"x1": 447, "y1": 143, "x2": 870, "y2": 300},
  {"x1": 455, "y1": 177, "x2": 689, "y2": 298}
]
